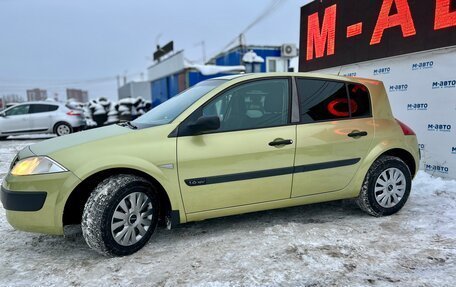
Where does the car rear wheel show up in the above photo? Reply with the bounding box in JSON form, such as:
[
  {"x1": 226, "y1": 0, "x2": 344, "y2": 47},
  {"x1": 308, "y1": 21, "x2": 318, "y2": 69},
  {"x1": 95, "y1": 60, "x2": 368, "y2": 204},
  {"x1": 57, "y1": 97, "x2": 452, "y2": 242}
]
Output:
[
  {"x1": 81, "y1": 174, "x2": 159, "y2": 256},
  {"x1": 54, "y1": 122, "x2": 72, "y2": 136},
  {"x1": 357, "y1": 156, "x2": 412, "y2": 216}
]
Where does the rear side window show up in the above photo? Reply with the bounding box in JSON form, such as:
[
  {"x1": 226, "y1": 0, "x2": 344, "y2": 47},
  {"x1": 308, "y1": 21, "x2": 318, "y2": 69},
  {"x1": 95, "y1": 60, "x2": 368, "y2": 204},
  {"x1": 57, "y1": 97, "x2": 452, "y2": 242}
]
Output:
[
  {"x1": 30, "y1": 104, "x2": 59, "y2": 113},
  {"x1": 296, "y1": 78, "x2": 371, "y2": 123},
  {"x1": 348, "y1": 84, "x2": 371, "y2": 118}
]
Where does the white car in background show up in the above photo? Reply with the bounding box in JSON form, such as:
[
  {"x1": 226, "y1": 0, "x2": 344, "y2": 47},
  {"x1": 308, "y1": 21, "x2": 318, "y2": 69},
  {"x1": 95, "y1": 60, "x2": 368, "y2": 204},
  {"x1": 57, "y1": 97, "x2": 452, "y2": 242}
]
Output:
[{"x1": 0, "y1": 102, "x2": 86, "y2": 139}]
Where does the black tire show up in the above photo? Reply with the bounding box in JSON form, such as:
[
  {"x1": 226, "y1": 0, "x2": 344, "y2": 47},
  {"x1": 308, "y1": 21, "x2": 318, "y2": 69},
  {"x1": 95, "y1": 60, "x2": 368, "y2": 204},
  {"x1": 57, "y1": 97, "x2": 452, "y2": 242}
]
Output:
[
  {"x1": 81, "y1": 175, "x2": 159, "y2": 256},
  {"x1": 54, "y1": 122, "x2": 73, "y2": 136},
  {"x1": 0, "y1": 136, "x2": 8, "y2": 141},
  {"x1": 357, "y1": 156, "x2": 412, "y2": 217}
]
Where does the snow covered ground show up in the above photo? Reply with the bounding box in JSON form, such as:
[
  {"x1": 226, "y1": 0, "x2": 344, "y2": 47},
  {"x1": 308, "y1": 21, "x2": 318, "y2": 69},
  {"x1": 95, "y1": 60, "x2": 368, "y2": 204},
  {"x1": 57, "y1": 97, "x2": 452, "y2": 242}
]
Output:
[{"x1": 0, "y1": 138, "x2": 455, "y2": 287}]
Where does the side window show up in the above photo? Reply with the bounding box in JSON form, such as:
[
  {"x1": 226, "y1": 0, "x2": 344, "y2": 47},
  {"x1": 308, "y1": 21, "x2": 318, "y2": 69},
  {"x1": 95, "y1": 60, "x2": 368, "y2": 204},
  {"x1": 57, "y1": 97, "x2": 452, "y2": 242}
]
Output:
[
  {"x1": 348, "y1": 84, "x2": 371, "y2": 118},
  {"x1": 201, "y1": 79, "x2": 290, "y2": 132},
  {"x1": 297, "y1": 79, "x2": 350, "y2": 123},
  {"x1": 5, "y1": 105, "x2": 30, "y2": 116},
  {"x1": 30, "y1": 104, "x2": 56, "y2": 113}
]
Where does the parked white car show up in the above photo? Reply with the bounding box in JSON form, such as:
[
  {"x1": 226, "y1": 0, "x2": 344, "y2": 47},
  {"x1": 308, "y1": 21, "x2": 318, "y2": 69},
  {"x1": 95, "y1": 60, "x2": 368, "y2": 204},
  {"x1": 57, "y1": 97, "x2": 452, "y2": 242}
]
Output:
[{"x1": 0, "y1": 102, "x2": 86, "y2": 139}]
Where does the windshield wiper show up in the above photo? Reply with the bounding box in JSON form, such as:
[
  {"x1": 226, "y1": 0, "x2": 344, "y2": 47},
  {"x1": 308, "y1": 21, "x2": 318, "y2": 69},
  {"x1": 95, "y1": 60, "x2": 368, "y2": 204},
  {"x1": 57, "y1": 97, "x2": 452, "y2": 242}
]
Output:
[{"x1": 118, "y1": 121, "x2": 138, "y2": 130}]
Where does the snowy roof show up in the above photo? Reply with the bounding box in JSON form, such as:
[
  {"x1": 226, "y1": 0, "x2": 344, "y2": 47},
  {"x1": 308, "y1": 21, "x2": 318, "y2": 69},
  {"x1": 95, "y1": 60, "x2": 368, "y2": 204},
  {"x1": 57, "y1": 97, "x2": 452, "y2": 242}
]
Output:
[{"x1": 185, "y1": 62, "x2": 246, "y2": 76}]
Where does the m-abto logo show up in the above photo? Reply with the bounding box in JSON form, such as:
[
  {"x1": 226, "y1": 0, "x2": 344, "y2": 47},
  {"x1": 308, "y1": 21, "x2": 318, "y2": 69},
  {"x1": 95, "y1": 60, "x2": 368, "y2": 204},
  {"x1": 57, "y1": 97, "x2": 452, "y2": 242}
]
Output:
[
  {"x1": 412, "y1": 61, "x2": 434, "y2": 70},
  {"x1": 374, "y1": 67, "x2": 390, "y2": 75},
  {"x1": 432, "y1": 80, "x2": 456, "y2": 89},
  {"x1": 407, "y1": 103, "x2": 428, "y2": 111},
  {"x1": 389, "y1": 84, "x2": 408, "y2": 92},
  {"x1": 425, "y1": 164, "x2": 449, "y2": 174},
  {"x1": 343, "y1": 72, "x2": 357, "y2": 77},
  {"x1": 428, "y1": 124, "x2": 451, "y2": 132},
  {"x1": 452, "y1": 147, "x2": 456, "y2": 154}
]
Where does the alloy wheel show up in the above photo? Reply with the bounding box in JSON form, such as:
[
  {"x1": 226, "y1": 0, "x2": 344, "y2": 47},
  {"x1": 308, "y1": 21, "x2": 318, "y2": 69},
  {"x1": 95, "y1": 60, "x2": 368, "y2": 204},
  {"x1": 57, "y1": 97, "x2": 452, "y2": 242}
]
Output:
[{"x1": 57, "y1": 124, "x2": 71, "y2": 135}]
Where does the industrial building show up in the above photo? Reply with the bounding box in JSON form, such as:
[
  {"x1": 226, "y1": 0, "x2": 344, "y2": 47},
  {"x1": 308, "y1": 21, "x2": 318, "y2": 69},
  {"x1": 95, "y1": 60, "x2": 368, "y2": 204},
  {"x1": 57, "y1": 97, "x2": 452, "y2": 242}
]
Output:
[
  {"x1": 118, "y1": 44, "x2": 298, "y2": 107},
  {"x1": 118, "y1": 81, "x2": 151, "y2": 100}
]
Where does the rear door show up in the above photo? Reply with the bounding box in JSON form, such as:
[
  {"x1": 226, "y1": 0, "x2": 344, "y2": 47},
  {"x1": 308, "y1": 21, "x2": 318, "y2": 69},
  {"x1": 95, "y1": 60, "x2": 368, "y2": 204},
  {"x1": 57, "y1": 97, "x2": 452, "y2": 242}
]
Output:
[
  {"x1": 177, "y1": 78, "x2": 296, "y2": 213},
  {"x1": 0, "y1": 104, "x2": 31, "y2": 134},
  {"x1": 29, "y1": 104, "x2": 57, "y2": 132},
  {"x1": 291, "y1": 78, "x2": 375, "y2": 197}
]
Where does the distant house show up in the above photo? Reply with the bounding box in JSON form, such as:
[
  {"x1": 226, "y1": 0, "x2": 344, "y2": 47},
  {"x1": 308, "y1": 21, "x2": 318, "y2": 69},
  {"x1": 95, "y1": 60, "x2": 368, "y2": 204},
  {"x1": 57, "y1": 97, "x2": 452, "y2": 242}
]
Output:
[{"x1": 119, "y1": 44, "x2": 297, "y2": 107}]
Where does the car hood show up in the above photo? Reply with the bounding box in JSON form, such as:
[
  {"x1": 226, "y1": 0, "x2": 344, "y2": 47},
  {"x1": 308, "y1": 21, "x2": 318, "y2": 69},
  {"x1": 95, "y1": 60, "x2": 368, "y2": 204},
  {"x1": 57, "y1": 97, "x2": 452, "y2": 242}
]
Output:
[{"x1": 29, "y1": 125, "x2": 133, "y2": 156}]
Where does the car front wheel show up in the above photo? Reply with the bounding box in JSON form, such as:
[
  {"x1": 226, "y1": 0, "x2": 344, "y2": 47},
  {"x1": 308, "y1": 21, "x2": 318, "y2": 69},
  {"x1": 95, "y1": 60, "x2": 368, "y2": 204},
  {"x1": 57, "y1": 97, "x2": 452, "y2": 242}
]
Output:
[
  {"x1": 81, "y1": 174, "x2": 159, "y2": 256},
  {"x1": 357, "y1": 155, "x2": 412, "y2": 216}
]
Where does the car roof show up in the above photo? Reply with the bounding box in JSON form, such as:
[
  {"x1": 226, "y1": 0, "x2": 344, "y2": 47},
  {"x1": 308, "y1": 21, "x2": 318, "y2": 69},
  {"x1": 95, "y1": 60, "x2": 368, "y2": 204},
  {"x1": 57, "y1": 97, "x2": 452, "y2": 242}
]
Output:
[
  {"x1": 2, "y1": 101, "x2": 63, "y2": 112},
  {"x1": 10, "y1": 101, "x2": 62, "y2": 106},
  {"x1": 211, "y1": 74, "x2": 248, "y2": 81},
  {"x1": 211, "y1": 72, "x2": 378, "y2": 85}
]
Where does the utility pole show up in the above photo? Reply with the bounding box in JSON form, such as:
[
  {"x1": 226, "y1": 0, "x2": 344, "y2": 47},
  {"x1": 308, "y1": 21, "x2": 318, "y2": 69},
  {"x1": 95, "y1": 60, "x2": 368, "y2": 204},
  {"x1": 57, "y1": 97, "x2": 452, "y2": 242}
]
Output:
[
  {"x1": 239, "y1": 33, "x2": 247, "y2": 55},
  {"x1": 194, "y1": 41, "x2": 207, "y2": 64}
]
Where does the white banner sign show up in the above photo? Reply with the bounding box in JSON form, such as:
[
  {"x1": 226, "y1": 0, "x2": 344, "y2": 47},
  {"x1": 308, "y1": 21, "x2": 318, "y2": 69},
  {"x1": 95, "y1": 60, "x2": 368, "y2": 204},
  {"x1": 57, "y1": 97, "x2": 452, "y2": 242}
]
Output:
[{"x1": 316, "y1": 47, "x2": 456, "y2": 179}]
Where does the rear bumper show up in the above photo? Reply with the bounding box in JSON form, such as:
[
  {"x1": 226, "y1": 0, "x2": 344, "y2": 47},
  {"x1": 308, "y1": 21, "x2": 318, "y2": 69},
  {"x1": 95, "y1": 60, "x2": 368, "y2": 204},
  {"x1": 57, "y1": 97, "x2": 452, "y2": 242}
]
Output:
[
  {"x1": 73, "y1": 125, "x2": 86, "y2": 132},
  {"x1": 65, "y1": 117, "x2": 87, "y2": 130}
]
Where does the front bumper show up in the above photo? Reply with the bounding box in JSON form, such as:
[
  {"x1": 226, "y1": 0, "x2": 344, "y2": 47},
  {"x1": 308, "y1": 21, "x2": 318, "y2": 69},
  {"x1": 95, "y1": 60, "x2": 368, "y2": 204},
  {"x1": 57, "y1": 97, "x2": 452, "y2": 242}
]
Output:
[
  {"x1": 1, "y1": 171, "x2": 81, "y2": 235},
  {"x1": 1, "y1": 187, "x2": 47, "y2": 211}
]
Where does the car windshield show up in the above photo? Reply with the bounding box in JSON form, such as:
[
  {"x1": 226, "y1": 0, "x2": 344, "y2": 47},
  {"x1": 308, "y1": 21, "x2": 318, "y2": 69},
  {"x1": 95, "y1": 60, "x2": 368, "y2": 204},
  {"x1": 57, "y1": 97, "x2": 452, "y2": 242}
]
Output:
[{"x1": 132, "y1": 79, "x2": 227, "y2": 128}]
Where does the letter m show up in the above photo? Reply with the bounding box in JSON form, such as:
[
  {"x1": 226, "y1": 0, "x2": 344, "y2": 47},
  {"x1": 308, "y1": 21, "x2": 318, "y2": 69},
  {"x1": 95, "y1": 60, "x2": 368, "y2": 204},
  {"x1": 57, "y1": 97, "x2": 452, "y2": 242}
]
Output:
[{"x1": 306, "y1": 4, "x2": 337, "y2": 61}]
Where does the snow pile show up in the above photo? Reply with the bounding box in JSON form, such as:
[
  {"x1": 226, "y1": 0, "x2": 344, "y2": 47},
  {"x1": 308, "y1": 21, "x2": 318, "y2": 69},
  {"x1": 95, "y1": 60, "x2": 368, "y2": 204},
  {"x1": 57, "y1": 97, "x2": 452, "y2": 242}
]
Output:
[
  {"x1": 78, "y1": 97, "x2": 152, "y2": 127},
  {"x1": 0, "y1": 139, "x2": 455, "y2": 286},
  {"x1": 242, "y1": 50, "x2": 265, "y2": 63},
  {"x1": 185, "y1": 62, "x2": 245, "y2": 76}
]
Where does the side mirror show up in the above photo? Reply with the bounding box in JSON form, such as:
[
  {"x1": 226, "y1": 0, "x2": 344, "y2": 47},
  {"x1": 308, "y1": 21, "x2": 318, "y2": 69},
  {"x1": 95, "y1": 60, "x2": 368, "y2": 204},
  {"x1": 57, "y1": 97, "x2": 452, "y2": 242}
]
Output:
[{"x1": 188, "y1": 116, "x2": 220, "y2": 134}]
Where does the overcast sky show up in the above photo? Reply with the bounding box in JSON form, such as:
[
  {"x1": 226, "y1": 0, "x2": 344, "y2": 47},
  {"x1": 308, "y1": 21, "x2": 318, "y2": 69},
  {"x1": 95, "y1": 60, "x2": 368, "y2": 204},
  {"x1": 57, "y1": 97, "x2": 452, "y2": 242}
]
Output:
[{"x1": 0, "y1": 0, "x2": 311, "y2": 101}]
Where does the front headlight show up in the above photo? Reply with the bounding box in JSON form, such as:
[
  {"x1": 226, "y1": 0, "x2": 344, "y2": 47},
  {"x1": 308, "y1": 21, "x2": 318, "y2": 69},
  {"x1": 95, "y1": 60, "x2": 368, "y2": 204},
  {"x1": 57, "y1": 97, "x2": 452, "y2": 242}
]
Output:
[{"x1": 10, "y1": 156, "x2": 68, "y2": 176}]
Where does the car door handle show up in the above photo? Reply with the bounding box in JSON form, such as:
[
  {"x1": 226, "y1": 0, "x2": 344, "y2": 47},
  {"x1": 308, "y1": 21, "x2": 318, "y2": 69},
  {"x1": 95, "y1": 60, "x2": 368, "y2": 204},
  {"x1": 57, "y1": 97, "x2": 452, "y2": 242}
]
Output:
[
  {"x1": 347, "y1": 130, "x2": 368, "y2": 138},
  {"x1": 269, "y1": 139, "x2": 294, "y2": 147}
]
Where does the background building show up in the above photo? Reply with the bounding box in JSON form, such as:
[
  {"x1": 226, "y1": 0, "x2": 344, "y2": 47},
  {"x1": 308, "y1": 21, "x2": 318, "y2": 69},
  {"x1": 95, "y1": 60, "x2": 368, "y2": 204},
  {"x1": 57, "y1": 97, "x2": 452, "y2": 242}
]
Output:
[
  {"x1": 67, "y1": 88, "x2": 89, "y2": 103},
  {"x1": 211, "y1": 44, "x2": 297, "y2": 73},
  {"x1": 143, "y1": 44, "x2": 297, "y2": 107},
  {"x1": 26, "y1": 88, "x2": 47, "y2": 101},
  {"x1": 118, "y1": 81, "x2": 151, "y2": 100}
]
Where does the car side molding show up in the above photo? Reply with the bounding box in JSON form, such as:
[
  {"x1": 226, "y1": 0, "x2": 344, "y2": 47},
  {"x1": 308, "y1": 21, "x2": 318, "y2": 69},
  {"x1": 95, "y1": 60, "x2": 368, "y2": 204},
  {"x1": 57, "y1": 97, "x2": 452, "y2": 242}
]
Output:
[{"x1": 184, "y1": 158, "x2": 361, "y2": 187}]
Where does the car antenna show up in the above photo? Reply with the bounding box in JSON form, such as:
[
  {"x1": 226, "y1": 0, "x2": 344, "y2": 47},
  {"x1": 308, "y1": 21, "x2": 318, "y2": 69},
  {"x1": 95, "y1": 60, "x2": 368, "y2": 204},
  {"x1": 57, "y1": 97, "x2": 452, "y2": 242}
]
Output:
[{"x1": 337, "y1": 66, "x2": 343, "y2": 76}]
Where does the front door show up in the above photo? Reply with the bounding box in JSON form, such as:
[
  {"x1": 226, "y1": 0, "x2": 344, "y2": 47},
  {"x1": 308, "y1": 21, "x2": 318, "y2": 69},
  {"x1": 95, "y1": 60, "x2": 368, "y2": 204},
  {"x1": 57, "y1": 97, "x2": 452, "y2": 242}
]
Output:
[
  {"x1": 0, "y1": 104, "x2": 31, "y2": 134},
  {"x1": 177, "y1": 78, "x2": 296, "y2": 213},
  {"x1": 291, "y1": 78, "x2": 375, "y2": 197}
]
